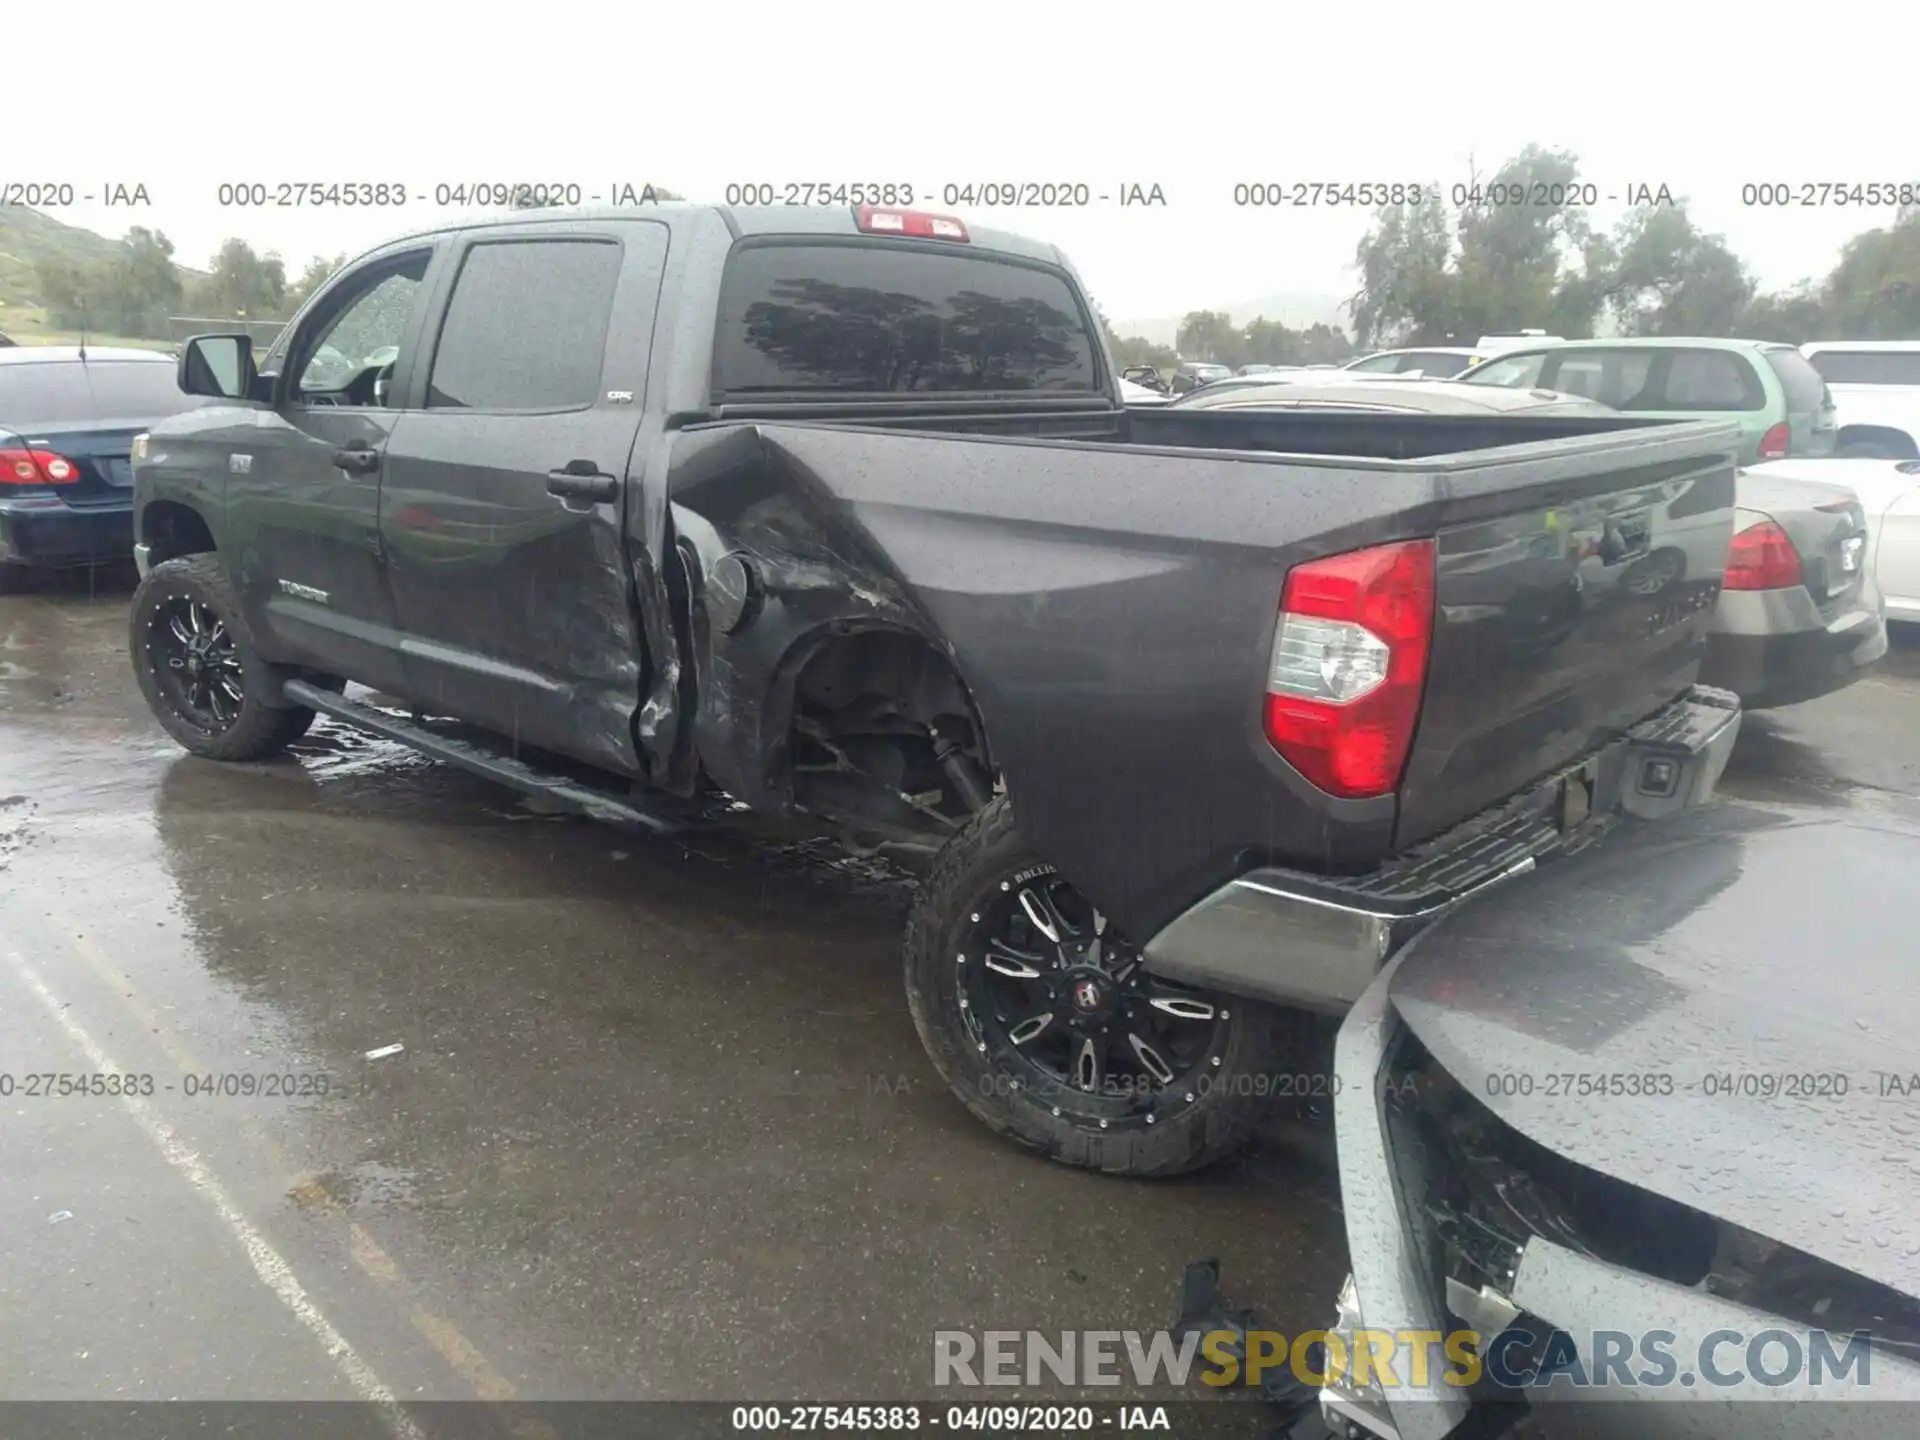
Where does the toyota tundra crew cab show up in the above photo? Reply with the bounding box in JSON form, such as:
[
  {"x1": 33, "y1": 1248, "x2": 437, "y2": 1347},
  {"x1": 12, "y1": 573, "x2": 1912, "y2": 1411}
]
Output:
[{"x1": 129, "y1": 203, "x2": 1743, "y2": 1177}]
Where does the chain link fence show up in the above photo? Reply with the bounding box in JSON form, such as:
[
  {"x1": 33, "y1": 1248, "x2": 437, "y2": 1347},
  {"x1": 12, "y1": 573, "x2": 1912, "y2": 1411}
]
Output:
[{"x1": 166, "y1": 316, "x2": 287, "y2": 350}]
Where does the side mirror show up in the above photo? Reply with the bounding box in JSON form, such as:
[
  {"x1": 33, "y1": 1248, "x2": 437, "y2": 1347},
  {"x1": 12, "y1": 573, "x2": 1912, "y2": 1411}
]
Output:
[{"x1": 178, "y1": 334, "x2": 259, "y2": 400}]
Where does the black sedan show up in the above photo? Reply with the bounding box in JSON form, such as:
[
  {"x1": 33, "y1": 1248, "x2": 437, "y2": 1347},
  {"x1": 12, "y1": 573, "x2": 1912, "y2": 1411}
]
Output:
[{"x1": 0, "y1": 347, "x2": 202, "y2": 588}]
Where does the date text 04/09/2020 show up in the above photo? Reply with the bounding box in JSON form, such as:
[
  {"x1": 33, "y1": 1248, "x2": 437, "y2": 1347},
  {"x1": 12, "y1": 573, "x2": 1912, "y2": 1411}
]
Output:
[
  {"x1": 209, "y1": 182, "x2": 676, "y2": 209},
  {"x1": 720, "y1": 182, "x2": 1167, "y2": 208},
  {"x1": 0, "y1": 1072, "x2": 334, "y2": 1099},
  {"x1": 727, "y1": 1404, "x2": 1172, "y2": 1432},
  {"x1": 1228, "y1": 181, "x2": 1678, "y2": 208}
]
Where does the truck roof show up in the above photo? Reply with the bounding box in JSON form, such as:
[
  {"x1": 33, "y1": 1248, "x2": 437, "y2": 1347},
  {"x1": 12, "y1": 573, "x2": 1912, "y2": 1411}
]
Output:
[{"x1": 357, "y1": 203, "x2": 1071, "y2": 268}]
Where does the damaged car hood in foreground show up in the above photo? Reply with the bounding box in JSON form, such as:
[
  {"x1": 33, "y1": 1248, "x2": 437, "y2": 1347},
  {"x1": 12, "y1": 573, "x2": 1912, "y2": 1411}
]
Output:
[
  {"x1": 1324, "y1": 801, "x2": 1920, "y2": 1440},
  {"x1": 1391, "y1": 801, "x2": 1920, "y2": 1299}
]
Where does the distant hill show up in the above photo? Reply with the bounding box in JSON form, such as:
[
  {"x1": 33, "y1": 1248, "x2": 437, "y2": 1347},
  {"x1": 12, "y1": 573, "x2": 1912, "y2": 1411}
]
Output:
[
  {"x1": 1114, "y1": 291, "x2": 1352, "y2": 346},
  {"x1": 0, "y1": 206, "x2": 208, "y2": 308}
]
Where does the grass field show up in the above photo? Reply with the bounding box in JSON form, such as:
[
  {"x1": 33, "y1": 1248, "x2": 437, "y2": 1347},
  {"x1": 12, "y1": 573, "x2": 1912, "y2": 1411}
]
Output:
[{"x1": 0, "y1": 304, "x2": 173, "y2": 352}]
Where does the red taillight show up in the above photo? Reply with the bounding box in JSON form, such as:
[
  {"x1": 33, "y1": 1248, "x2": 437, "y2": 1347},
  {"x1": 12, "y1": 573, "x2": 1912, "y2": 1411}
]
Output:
[
  {"x1": 0, "y1": 447, "x2": 79, "y2": 485},
  {"x1": 1724, "y1": 520, "x2": 1801, "y2": 591},
  {"x1": 855, "y1": 205, "x2": 970, "y2": 242},
  {"x1": 1262, "y1": 539, "x2": 1436, "y2": 799},
  {"x1": 1758, "y1": 422, "x2": 1790, "y2": 461}
]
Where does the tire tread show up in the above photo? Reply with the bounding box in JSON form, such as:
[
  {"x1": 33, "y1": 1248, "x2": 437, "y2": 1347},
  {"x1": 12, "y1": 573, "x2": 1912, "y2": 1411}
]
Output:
[{"x1": 903, "y1": 794, "x2": 1276, "y2": 1178}]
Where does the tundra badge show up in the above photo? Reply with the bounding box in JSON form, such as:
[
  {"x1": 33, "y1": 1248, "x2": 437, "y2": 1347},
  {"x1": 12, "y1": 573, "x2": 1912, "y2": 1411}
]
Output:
[{"x1": 278, "y1": 579, "x2": 329, "y2": 605}]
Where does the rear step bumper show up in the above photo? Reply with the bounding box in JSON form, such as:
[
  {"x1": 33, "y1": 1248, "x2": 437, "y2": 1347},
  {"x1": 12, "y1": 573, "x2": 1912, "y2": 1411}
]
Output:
[
  {"x1": 282, "y1": 680, "x2": 684, "y2": 835},
  {"x1": 1141, "y1": 685, "x2": 1741, "y2": 1012}
]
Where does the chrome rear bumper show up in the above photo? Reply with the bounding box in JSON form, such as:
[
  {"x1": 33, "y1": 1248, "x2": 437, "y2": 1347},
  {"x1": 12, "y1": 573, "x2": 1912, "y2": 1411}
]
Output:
[{"x1": 1141, "y1": 687, "x2": 1741, "y2": 1010}]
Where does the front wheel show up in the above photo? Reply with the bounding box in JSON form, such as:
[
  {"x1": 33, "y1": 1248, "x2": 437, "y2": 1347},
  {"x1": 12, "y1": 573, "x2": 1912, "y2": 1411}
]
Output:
[
  {"x1": 130, "y1": 554, "x2": 319, "y2": 761},
  {"x1": 904, "y1": 795, "x2": 1279, "y2": 1177}
]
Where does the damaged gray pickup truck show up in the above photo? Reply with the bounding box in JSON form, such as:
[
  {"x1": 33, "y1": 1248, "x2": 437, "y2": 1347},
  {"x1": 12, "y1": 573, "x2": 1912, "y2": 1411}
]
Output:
[{"x1": 128, "y1": 202, "x2": 1742, "y2": 1177}]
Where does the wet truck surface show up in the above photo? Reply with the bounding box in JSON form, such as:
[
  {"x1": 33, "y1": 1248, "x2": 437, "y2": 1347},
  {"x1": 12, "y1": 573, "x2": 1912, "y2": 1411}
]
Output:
[{"x1": 128, "y1": 202, "x2": 1742, "y2": 1178}]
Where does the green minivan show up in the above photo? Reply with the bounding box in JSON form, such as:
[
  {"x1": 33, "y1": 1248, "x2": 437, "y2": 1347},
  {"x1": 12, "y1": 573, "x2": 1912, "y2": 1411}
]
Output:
[{"x1": 1458, "y1": 336, "x2": 1837, "y2": 465}]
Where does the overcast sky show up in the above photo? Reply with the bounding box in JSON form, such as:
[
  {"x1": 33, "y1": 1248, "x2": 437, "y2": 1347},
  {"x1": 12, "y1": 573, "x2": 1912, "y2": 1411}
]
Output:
[{"x1": 11, "y1": 2, "x2": 1910, "y2": 323}]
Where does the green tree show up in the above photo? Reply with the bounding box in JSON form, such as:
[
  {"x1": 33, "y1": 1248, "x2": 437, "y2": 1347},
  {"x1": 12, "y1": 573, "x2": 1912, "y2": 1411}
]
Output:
[
  {"x1": 1241, "y1": 316, "x2": 1299, "y2": 365},
  {"x1": 1348, "y1": 198, "x2": 1455, "y2": 347},
  {"x1": 1738, "y1": 283, "x2": 1829, "y2": 343},
  {"x1": 1296, "y1": 322, "x2": 1356, "y2": 364},
  {"x1": 1452, "y1": 146, "x2": 1597, "y2": 338},
  {"x1": 35, "y1": 254, "x2": 94, "y2": 330},
  {"x1": 1607, "y1": 203, "x2": 1755, "y2": 336},
  {"x1": 1817, "y1": 208, "x2": 1920, "y2": 338},
  {"x1": 286, "y1": 254, "x2": 346, "y2": 314},
  {"x1": 96, "y1": 227, "x2": 183, "y2": 336},
  {"x1": 1177, "y1": 309, "x2": 1241, "y2": 364},
  {"x1": 191, "y1": 238, "x2": 287, "y2": 320}
]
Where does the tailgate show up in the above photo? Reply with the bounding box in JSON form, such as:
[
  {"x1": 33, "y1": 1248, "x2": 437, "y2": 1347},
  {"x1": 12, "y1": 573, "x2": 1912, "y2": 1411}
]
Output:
[{"x1": 1394, "y1": 430, "x2": 1739, "y2": 848}]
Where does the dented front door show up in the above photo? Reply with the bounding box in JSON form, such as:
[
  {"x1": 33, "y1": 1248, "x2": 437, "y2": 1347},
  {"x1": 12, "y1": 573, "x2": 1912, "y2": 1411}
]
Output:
[{"x1": 376, "y1": 222, "x2": 669, "y2": 775}]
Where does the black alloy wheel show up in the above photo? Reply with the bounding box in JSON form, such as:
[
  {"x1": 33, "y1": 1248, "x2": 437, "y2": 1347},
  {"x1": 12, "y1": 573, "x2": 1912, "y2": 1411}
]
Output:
[
  {"x1": 958, "y1": 871, "x2": 1229, "y2": 1125},
  {"x1": 129, "y1": 553, "x2": 321, "y2": 762},
  {"x1": 904, "y1": 795, "x2": 1278, "y2": 1177},
  {"x1": 149, "y1": 595, "x2": 246, "y2": 733}
]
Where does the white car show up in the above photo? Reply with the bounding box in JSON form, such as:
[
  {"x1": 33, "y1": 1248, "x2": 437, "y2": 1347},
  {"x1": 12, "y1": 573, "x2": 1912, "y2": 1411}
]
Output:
[
  {"x1": 1800, "y1": 342, "x2": 1920, "y2": 460},
  {"x1": 1119, "y1": 377, "x2": 1170, "y2": 404},
  {"x1": 1748, "y1": 456, "x2": 1920, "y2": 623},
  {"x1": 1342, "y1": 346, "x2": 1486, "y2": 378}
]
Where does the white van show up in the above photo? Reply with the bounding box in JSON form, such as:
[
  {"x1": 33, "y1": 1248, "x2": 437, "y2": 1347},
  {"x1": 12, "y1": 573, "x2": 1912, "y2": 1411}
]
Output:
[{"x1": 1800, "y1": 342, "x2": 1920, "y2": 460}]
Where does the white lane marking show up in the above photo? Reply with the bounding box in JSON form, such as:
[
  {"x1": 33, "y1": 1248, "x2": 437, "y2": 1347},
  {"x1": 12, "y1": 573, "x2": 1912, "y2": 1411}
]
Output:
[{"x1": 5, "y1": 946, "x2": 425, "y2": 1437}]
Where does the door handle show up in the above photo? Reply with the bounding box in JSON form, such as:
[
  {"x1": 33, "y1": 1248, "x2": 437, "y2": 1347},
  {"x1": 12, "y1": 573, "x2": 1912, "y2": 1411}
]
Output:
[
  {"x1": 332, "y1": 446, "x2": 381, "y2": 476},
  {"x1": 546, "y1": 466, "x2": 619, "y2": 504}
]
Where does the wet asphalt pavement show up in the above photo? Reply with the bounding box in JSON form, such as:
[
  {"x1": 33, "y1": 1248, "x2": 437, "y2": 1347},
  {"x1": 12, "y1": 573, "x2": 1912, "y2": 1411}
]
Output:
[{"x1": 3, "y1": 568, "x2": 1919, "y2": 1416}]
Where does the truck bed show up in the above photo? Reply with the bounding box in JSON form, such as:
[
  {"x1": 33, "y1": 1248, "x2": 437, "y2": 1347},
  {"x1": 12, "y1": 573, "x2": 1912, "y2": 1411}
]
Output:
[{"x1": 669, "y1": 408, "x2": 1743, "y2": 941}]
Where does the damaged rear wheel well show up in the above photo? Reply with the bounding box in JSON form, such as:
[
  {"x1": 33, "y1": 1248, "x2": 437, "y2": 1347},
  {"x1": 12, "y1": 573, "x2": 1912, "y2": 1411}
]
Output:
[{"x1": 783, "y1": 628, "x2": 997, "y2": 846}]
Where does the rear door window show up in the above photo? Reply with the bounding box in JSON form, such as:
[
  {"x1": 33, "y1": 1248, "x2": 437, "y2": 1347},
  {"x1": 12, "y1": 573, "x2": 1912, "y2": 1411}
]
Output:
[
  {"x1": 712, "y1": 242, "x2": 1099, "y2": 396},
  {"x1": 1654, "y1": 349, "x2": 1765, "y2": 411},
  {"x1": 1541, "y1": 350, "x2": 1653, "y2": 408},
  {"x1": 1346, "y1": 354, "x2": 1404, "y2": 373},
  {"x1": 1805, "y1": 349, "x2": 1920, "y2": 385},
  {"x1": 426, "y1": 239, "x2": 623, "y2": 410}
]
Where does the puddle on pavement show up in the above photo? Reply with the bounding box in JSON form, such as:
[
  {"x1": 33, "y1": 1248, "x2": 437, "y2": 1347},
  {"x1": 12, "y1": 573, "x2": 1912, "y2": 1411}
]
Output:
[
  {"x1": 0, "y1": 794, "x2": 34, "y2": 871},
  {"x1": 291, "y1": 1161, "x2": 425, "y2": 1216}
]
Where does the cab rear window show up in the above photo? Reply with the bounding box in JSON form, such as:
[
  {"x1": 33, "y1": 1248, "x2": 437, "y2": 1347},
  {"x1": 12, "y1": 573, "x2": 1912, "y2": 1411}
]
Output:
[{"x1": 712, "y1": 242, "x2": 1099, "y2": 397}]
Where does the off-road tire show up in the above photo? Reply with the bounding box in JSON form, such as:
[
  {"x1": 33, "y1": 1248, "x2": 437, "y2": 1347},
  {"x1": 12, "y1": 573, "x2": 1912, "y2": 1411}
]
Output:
[
  {"x1": 904, "y1": 794, "x2": 1279, "y2": 1177},
  {"x1": 130, "y1": 553, "x2": 319, "y2": 761}
]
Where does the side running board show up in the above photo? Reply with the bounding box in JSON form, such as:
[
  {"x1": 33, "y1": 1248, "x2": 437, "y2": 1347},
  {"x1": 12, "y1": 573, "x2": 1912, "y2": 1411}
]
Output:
[{"x1": 282, "y1": 680, "x2": 683, "y2": 836}]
